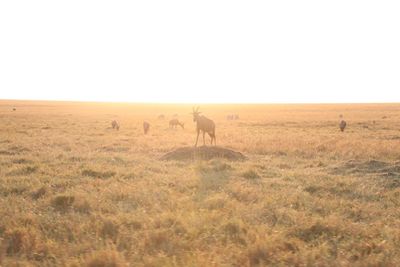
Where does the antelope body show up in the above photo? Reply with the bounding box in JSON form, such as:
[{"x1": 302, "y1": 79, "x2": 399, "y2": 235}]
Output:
[
  {"x1": 339, "y1": 120, "x2": 346, "y2": 132},
  {"x1": 111, "y1": 120, "x2": 120, "y2": 130},
  {"x1": 143, "y1": 121, "x2": 150, "y2": 134},
  {"x1": 169, "y1": 119, "x2": 184, "y2": 129},
  {"x1": 192, "y1": 107, "x2": 216, "y2": 146}
]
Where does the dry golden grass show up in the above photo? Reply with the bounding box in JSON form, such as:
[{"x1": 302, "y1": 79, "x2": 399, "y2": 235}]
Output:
[{"x1": 1, "y1": 100, "x2": 400, "y2": 266}]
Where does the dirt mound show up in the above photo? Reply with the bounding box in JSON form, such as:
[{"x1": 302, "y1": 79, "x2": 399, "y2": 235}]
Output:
[{"x1": 160, "y1": 146, "x2": 247, "y2": 161}]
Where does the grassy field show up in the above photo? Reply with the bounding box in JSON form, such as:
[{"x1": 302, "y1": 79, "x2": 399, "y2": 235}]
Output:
[{"x1": 1, "y1": 100, "x2": 400, "y2": 266}]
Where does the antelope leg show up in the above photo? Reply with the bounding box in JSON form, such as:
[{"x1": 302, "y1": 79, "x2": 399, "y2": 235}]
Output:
[{"x1": 195, "y1": 131, "x2": 200, "y2": 147}]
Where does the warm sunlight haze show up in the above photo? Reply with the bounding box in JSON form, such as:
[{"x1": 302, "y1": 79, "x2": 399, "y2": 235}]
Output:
[
  {"x1": 1, "y1": 1, "x2": 399, "y2": 103},
  {"x1": 2, "y1": 2, "x2": 400, "y2": 266}
]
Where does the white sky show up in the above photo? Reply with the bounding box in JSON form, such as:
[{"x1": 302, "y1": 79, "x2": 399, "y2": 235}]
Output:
[{"x1": 0, "y1": 1, "x2": 399, "y2": 103}]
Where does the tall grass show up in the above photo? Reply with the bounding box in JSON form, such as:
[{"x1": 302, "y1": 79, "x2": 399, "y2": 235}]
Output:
[{"x1": 0, "y1": 100, "x2": 400, "y2": 266}]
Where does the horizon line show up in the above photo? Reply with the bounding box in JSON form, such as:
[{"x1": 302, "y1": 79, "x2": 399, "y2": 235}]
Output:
[{"x1": 0, "y1": 98, "x2": 399, "y2": 105}]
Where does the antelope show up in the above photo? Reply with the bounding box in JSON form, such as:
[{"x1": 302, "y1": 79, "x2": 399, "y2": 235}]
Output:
[
  {"x1": 227, "y1": 114, "x2": 239, "y2": 120},
  {"x1": 339, "y1": 120, "x2": 347, "y2": 132},
  {"x1": 158, "y1": 114, "x2": 165, "y2": 120},
  {"x1": 111, "y1": 120, "x2": 120, "y2": 130},
  {"x1": 191, "y1": 107, "x2": 216, "y2": 146},
  {"x1": 143, "y1": 121, "x2": 150, "y2": 134},
  {"x1": 169, "y1": 119, "x2": 184, "y2": 129}
]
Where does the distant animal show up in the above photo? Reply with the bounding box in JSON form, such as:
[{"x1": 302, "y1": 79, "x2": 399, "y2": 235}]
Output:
[
  {"x1": 158, "y1": 114, "x2": 165, "y2": 120},
  {"x1": 12, "y1": 108, "x2": 16, "y2": 111},
  {"x1": 339, "y1": 114, "x2": 343, "y2": 118},
  {"x1": 191, "y1": 107, "x2": 216, "y2": 146},
  {"x1": 227, "y1": 114, "x2": 239, "y2": 120},
  {"x1": 339, "y1": 120, "x2": 347, "y2": 132},
  {"x1": 111, "y1": 120, "x2": 120, "y2": 130},
  {"x1": 143, "y1": 121, "x2": 150, "y2": 134},
  {"x1": 169, "y1": 119, "x2": 184, "y2": 129}
]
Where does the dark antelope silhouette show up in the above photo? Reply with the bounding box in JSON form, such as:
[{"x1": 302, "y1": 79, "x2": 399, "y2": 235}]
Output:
[
  {"x1": 339, "y1": 120, "x2": 347, "y2": 132},
  {"x1": 111, "y1": 120, "x2": 120, "y2": 130},
  {"x1": 191, "y1": 107, "x2": 216, "y2": 146},
  {"x1": 169, "y1": 119, "x2": 184, "y2": 129},
  {"x1": 143, "y1": 121, "x2": 150, "y2": 134}
]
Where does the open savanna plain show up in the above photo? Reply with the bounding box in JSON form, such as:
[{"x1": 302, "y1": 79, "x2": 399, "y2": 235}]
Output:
[{"x1": 1, "y1": 100, "x2": 400, "y2": 266}]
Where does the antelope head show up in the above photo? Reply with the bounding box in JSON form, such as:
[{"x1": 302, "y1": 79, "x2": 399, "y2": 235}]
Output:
[{"x1": 191, "y1": 107, "x2": 201, "y2": 122}]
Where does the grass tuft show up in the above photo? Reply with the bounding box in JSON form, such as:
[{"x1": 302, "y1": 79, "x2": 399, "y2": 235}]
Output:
[
  {"x1": 247, "y1": 243, "x2": 271, "y2": 266},
  {"x1": 85, "y1": 249, "x2": 127, "y2": 267},
  {"x1": 4, "y1": 228, "x2": 37, "y2": 256},
  {"x1": 101, "y1": 219, "x2": 120, "y2": 241},
  {"x1": 31, "y1": 186, "x2": 47, "y2": 199},
  {"x1": 8, "y1": 166, "x2": 38, "y2": 176},
  {"x1": 52, "y1": 195, "x2": 75, "y2": 212},
  {"x1": 82, "y1": 169, "x2": 116, "y2": 179},
  {"x1": 293, "y1": 222, "x2": 341, "y2": 242},
  {"x1": 241, "y1": 169, "x2": 261, "y2": 179}
]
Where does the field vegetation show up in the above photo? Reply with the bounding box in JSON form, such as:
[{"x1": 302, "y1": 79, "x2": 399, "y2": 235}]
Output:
[{"x1": 1, "y1": 100, "x2": 400, "y2": 266}]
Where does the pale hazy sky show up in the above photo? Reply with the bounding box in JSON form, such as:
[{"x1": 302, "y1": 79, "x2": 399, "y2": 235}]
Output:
[{"x1": 0, "y1": 1, "x2": 399, "y2": 103}]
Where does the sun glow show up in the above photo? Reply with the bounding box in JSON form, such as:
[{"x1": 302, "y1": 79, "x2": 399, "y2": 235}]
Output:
[{"x1": 1, "y1": 1, "x2": 399, "y2": 103}]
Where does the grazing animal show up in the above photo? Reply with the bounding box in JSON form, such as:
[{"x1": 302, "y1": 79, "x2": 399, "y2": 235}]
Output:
[
  {"x1": 158, "y1": 114, "x2": 165, "y2": 120},
  {"x1": 227, "y1": 114, "x2": 239, "y2": 120},
  {"x1": 111, "y1": 120, "x2": 120, "y2": 130},
  {"x1": 12, "y1": 108, "x2": 16, "y2": 111},
  {"x1": 191, "y1": 107, "x2": 216, "y2": 146},
  {"x1": 339, "y1": 120, "x2": 347, "y2": 132},
  {"x1": 143, "y1": 121, "x2": 150, "y2": 134},
  {"x1": 169, "y1": 119, "x2": 184, "y2": 129}
]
